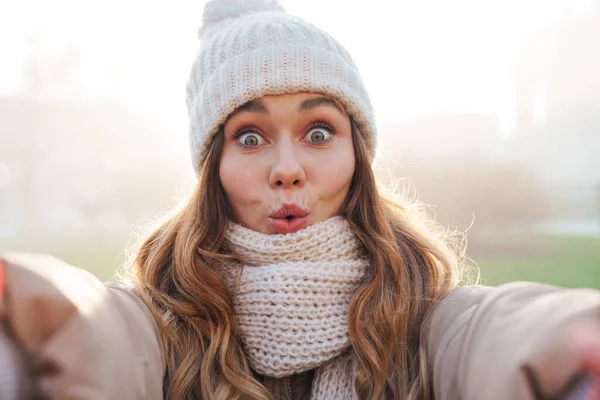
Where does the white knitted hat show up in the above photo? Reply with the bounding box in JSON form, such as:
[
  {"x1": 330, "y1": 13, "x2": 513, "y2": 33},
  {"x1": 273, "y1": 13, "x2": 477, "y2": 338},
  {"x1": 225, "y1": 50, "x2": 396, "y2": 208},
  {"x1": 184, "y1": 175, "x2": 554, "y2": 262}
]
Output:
[{"x1": 186, "y1": 0, "x2": 377, "y2": 172}]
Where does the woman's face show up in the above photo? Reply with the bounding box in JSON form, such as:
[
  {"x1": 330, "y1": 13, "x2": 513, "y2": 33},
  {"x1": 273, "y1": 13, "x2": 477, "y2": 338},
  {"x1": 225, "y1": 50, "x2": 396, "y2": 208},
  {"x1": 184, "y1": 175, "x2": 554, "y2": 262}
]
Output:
[{"x1": 219, "y1": 92, "x2": 355, "y2": 234}]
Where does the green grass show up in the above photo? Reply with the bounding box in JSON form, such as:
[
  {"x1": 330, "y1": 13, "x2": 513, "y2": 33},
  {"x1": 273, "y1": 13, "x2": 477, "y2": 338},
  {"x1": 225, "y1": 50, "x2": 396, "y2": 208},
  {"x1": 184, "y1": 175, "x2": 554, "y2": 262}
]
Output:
[
  {"x1": 4, "y1": 235, "x2": 131, "y2": 282},
  {"x1": 50, "y1": 240, "x2": 131, "y2": 282},
  {"x1": 4, "y1": 232, "x2": 599, "y2": 289},
  {"x1": 472, "y1": 234, "x2": 600, "y2": 288}
]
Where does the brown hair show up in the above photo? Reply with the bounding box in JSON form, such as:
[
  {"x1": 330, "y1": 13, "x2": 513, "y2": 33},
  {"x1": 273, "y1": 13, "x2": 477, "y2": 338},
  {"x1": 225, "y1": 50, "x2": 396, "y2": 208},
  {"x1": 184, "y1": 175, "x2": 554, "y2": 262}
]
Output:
[{"x1": 128, "y1": 118, "x2": 465, "y2": 399}]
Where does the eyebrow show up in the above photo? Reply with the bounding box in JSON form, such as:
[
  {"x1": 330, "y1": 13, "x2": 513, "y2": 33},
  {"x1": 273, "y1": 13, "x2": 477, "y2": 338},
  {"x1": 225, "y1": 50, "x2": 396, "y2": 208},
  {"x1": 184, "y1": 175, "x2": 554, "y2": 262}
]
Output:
[
  {"x1": 231, "y1": 96, "x2": 346, "y2": 118},
  {"x1": 298, "y1": 96, "x2": 345, "y2": 114},
  {"x1": 236, "y1": 100, "x2": 269, "y2": 114}
]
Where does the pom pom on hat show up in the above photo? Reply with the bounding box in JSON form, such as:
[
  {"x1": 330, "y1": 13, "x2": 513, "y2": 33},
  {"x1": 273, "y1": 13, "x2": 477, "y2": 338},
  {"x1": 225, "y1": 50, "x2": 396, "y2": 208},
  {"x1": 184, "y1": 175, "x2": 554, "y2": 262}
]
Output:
[{"x1": 199, "y1": 0, "x2": 285, "y2": 38}]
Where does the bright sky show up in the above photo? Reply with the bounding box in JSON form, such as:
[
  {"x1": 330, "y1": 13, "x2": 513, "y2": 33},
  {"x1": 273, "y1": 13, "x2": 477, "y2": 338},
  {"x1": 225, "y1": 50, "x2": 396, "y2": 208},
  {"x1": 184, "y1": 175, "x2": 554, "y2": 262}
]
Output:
[{"x1": 0, "y1": 0, "x2": 594, "y2": 149}]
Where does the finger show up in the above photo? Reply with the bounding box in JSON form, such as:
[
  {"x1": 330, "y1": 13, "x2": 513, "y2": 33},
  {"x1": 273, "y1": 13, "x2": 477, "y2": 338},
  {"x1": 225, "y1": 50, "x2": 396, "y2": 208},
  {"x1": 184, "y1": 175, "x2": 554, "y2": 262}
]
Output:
[
  {"x1": 589, "y1": 379, "x2": 600, "y2": 400},
  {"x1": 580, "y1": 337, "x2": 600, "y2": 375},
  {"x1": 568, "y1": 323, "x2": 600, "y2": 373}
]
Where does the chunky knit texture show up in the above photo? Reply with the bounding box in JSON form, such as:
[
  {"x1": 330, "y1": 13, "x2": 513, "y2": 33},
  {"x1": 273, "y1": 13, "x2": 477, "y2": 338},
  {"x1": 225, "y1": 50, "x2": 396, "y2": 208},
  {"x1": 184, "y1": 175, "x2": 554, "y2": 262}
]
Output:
[
  {"x1": 215, "y1": 216, "x2": 369, "y2": 399},
  {"x1": 186, "y1": 0, "x2": 377, "y2": 173}
]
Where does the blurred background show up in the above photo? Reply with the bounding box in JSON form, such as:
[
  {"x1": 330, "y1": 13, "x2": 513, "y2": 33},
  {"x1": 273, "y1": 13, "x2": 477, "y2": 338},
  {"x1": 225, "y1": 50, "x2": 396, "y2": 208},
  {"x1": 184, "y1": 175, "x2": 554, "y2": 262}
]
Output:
[{"x1": 0, "y1": 0, "x2": 598, "y2": 287}]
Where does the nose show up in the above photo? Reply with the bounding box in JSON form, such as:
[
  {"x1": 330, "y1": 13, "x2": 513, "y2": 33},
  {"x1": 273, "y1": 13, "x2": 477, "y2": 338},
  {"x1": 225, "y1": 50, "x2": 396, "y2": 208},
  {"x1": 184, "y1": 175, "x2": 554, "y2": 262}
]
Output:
[{"x1": 269, "y1": 141, "x2": 306, "y2": 189}]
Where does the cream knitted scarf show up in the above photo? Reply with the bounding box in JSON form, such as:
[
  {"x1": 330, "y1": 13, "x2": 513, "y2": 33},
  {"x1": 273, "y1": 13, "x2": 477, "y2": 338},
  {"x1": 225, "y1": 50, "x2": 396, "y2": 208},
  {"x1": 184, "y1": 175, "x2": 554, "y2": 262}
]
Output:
[{"x1": 215, "y1": 216, "x2": 369, "y2": 399}]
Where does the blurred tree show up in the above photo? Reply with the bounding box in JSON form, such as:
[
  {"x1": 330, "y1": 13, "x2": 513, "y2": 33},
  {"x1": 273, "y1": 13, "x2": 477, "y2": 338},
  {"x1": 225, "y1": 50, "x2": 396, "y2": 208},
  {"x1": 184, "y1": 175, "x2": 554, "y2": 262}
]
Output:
[
  {"x1": 1, "y1": 35, "x2": 188, "y2": 240},
  {"x1": 11, "y1": 35, "x2": 83, "y2": 237},
  {"x1": 384, "y1": 151, "x2": 550, "y2": 234}
]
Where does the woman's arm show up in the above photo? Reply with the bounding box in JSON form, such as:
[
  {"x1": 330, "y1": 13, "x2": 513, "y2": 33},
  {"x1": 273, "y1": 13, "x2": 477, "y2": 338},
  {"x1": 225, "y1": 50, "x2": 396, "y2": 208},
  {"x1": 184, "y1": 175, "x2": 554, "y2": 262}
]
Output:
[
  {"x1": 428, "y1": 282, "x2": 600, "y2": 400},
  {"x1": 0, "y1": 252, "x2": 165, "y2": 399}
]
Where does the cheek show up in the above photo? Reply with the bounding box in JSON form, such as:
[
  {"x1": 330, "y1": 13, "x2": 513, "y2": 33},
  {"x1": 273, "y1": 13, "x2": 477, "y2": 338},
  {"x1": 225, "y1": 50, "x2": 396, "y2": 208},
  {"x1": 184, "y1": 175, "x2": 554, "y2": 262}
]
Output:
[
  {"x1": 219, "y1": 154, "x2": 262, "y2": 204},
  {"x1": 310, "y1": 150, "x2": 355, "y2": 196}
]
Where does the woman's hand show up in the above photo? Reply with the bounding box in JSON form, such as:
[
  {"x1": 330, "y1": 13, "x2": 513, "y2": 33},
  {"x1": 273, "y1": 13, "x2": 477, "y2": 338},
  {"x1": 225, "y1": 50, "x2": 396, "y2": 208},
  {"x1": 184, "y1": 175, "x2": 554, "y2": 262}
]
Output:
[{"x1": 567, "y1": 322, "x2": 600, "y2": 400}]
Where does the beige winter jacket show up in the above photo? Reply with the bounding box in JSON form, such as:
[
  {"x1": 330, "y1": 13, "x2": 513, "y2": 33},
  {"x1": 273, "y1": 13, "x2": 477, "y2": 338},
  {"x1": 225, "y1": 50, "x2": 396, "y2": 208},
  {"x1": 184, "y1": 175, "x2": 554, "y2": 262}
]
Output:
[{"x1": 2, "y1": 251, "x2": 599, "y2": 399}]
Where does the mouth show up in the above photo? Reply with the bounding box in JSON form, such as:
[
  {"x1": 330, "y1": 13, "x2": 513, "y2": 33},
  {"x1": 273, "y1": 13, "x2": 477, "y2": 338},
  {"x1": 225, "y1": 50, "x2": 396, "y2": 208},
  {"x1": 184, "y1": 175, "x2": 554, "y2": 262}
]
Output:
[{"x1": 268, "y1": 204, "x2": 310, "y2": 234}]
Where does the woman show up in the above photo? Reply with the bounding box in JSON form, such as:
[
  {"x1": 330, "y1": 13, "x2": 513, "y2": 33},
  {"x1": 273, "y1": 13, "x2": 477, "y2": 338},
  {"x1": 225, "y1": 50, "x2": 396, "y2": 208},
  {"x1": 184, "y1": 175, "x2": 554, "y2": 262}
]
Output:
[{"x1": 2, "y1": 1, "x2": 600, "y2": 399}]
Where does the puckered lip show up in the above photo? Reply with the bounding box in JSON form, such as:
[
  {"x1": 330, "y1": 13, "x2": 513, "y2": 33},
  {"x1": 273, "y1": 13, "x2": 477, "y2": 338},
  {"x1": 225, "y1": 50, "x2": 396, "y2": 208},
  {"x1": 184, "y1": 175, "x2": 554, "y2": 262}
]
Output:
[{"x1": 268, "y1": 204, "x2": 310, "y2": 219}]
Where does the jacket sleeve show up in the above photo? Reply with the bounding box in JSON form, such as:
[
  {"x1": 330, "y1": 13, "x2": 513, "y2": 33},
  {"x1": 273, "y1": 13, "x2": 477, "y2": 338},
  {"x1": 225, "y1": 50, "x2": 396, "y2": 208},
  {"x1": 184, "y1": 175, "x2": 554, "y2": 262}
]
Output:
[
  {"x1": 0, "y1": 251, "x2": 165, "y2": 400},
  {"x1": 428, "y1": 282, "x2": 600, "y2": 400}
]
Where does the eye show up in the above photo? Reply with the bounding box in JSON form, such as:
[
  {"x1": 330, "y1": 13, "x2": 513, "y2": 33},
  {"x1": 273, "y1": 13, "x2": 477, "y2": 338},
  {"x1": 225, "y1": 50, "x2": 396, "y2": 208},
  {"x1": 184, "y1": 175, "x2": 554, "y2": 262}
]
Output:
[
  {"x1": 236, "y1": 131, "x2": 265, "y2": 147},
  {"x1": 305, "y1": 124, "x2": 333, "y2": 144}
]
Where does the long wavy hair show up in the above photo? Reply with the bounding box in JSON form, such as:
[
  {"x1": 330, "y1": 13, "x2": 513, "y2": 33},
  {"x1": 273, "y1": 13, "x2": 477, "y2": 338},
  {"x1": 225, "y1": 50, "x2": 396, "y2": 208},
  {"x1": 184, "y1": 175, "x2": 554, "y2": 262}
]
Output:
[{"x1": 128, "y1": 117, "x2": 467, "y2": 399}]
